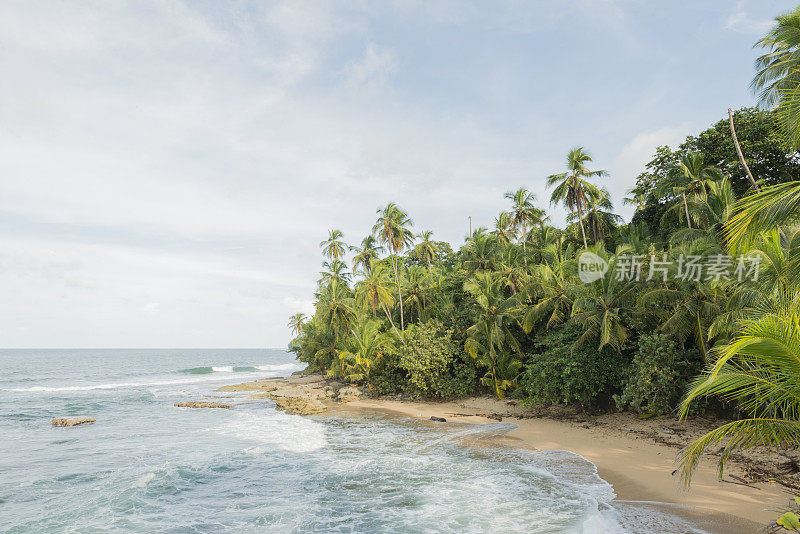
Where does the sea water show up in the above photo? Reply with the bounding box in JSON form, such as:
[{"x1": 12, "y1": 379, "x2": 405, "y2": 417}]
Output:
[{"x1": 0, "y1": 349, "x2": 722, "y2": 532}]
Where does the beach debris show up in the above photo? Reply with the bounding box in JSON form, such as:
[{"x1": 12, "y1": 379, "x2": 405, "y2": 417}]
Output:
[
  {"x1": 174, "y1": 401, "x2": 231, "y2": 409},
  {"x1": 52, "y1": 418, "x2": 95, "y2": 427},
  {"x1": 429, "y1": 416, "x2": 447, "y2": 422}
]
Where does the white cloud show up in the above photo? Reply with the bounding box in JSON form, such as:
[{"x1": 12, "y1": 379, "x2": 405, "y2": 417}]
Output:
[
  {"x1": 724, "y1": 1, "x2": 773, "y2": 35},
  {"x1": 344, "y1": 43, "x2": 398, "y2": 92},
  {"x1": 0, "y1": 1, "x2": 766, "y2": 347}
]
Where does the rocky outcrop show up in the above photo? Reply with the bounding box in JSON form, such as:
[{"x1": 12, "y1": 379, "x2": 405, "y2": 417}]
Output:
[
  {"x1": 337, "y1": 386, "x2": 362, "y2": 403},
  {"x1": 273, "y1": 395, "x2": 327, "y2": 415},
  {"x1": 174, "y1": 401, "x2": 231, "y2": 409},
  {"x1": 218, "y1": 374, "x2": 365, "y2": 416},
  {"x1": 52, "y1": 418, "x2": 95, "y2": 427}
]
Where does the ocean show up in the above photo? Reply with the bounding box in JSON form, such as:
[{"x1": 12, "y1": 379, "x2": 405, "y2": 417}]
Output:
[{"x1": 0, "y1": 349, "x2": 721, "y2": 532}]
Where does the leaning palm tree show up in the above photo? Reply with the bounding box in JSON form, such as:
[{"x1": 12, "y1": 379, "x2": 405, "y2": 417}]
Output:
[
  {"x1": 372, "y1": 203, "x2": 415, "y2": 330},
  {"x1": 677, "y1": 296, "x2": 800, "y2": 486},
  {"x1": 320, "y1": 229, "x2": 347, "y2": 261},
  {"x1": 724, "y1": 181, "x2": 800, "y2": 253},
  {"x1": 752, "y1": 6, "x2": 800, "y2": 149},
  {"x1": 547, "y1": 147, "x2": 606, "y2": 248},
  {"x1": 504, "y1": 187, "x2": 544, "y2": 256},
  {"x1": 354, "y1": 262, "x2": 402, "y2": 340}
]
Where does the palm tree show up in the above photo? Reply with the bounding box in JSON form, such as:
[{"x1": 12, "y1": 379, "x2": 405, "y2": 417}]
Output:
[
  {"x1": 623, "y1": 189, "x2": 648, "y2": 213},
  {"x1": 414, "y1": 230, "x2": 437, "y2": 270},
  {"x1": 569, "y1": 246, "x2": 638, "y2": 352},
  {"x1": 338, "y1": 318, "x2": 394, "y2": 390},
  {"x1": 354, "y1": 263, "x2": 402, "y2": 340},
  {"x1": 752, "y1": 6, "x2": 800, "y2": 148},
  {"x1": 547, "y1": 147, "x2": 607, "y2": 248},
  {"x1": 320, "y1": 229, "x2": 347, "y2": 261},
  {"x1": 522, "y1": 238, "x2": 576, "y2": 333},
  {"x1": 315, "y1": 279, "x2": 356, "y2": 344},
  {"x1": 639, "y1": 241, "x2": 727, "y2": 361},
  {"x1": 463, "y1": 271, "x2": 523, "y2": 398},
  {"x1": 504, "y1": 187, "x2": 544, "y2": 256},
  {"x1": 677, "y1": 297, "x2": 800, "y2": 486},
  {"x1": 661, "y1": 153, "x2": 723, "y2": 230},
  {"x1": 567, "y1": 188, "x2": 621, "y2": 243},
  {"x1": 724, "y1": 181, "x2": 800, "y2": 252},
  {"x1": 673, "y1": 175, "x2": 736, "y2": 242},
  {"x1": 492, "y1": 211, "x2": 516, "y2": 247},
  {"x1": 350, "y1": 235, "x2": 384, "y2": 275},
  {"x1": 401, "y1": 266, "x2": 436, "y2": 322},
  {"x1": 319, "y1": 259, "x2": 351, "y2": 286},
  {"x1": 461, "y1": 232, "x2": 501, "y2": 274},
  {"x1": 372, "y1": 203, "x2": 415, "y2": 330},
  {"x1": 288, "y1": 313, "x2": 307, "y2": 337}
]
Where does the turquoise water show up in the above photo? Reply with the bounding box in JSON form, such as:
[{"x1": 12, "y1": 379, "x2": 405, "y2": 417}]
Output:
[{"x1": 1, "y1": 349, "x2": 715, "y2": 533}]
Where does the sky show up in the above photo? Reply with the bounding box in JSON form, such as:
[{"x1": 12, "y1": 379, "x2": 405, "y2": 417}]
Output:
[{"x1": 0, "y1": 0, "x2": 792, "y2": 348}]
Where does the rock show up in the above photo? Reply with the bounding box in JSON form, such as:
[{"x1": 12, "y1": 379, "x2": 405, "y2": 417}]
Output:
[
  {"x1": 429, "y1": 416, "x2": 447, "y2": 422},
  {"x1": 174, "y1": 401, "x2": 231, "y2": 409},
  {"x1": 337, "y1": 386, "x2": 362, "y2": 403},
  {"x1": 52, "y1": 418, "x2": 95, "y2": 427},
  {"x1": 273, "y1": 395, "x2": 326, "y2": 415},
  {"x1": 323, "y1": 386, "x2": 337, "y2": 398}
]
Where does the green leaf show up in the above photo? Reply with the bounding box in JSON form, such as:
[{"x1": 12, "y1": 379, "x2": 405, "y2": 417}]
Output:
[{"x1": 777, "y1": 512, "x2": 800, "y2": 530}]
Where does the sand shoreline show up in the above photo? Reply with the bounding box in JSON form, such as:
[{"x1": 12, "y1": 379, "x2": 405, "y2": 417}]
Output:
[{"x1": 221, "y1": 374, "x2": 790, "y2": 530}]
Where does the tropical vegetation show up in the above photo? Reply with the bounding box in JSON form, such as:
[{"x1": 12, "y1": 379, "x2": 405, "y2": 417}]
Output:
[{"x1": 288, "y1": 6, "x2": 800, "y2": 524}]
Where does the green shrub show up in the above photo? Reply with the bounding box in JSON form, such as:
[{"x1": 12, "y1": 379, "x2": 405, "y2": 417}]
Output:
[
  {"x1": 373, "y1": 320, "x2": 477, "y2": 398},
  {"x1": 614, "y1": 333, "x2": 702, "y2": 415},
  {"x1": 517, "y1": 325, "x2": 628, "y2": 409}
]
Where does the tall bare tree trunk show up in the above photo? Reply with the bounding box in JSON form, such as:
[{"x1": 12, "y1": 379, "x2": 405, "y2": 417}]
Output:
[
  {"x1": 682, "y1": 192, "x2": 692, "y2": 229},
  {"x1": 728, "y1": 108, "x2": 759, "y2": 192}
]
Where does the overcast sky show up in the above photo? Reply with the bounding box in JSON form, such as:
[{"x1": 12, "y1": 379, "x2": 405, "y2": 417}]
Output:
[{"x1": 0, "y1": 0, "x2": 790, "y2": 348}]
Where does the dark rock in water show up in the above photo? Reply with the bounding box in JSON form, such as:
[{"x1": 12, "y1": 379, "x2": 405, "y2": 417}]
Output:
[
  {"x1": 52, "y1": 418, "x2": 95, "y2": 427},
  {"x1": 174, "y1": 401, "x2": 231, "y2": 409},
  {"x1": 429, "y1": 416, "x2": 447, "y2": 422}
]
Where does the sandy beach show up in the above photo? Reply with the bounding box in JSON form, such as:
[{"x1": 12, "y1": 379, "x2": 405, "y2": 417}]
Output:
[
  {"x1": 347, "y1": 396, "x2": 787, "y2": 529},
  {"x1": 223, "y1": 373, "x2": 794, "y2": 530}
]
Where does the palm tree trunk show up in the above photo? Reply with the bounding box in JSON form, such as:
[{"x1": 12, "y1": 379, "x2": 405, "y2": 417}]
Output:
[
  {"x1": 392, "y1": 254, "x2": 405, "y2": 330},
  {"x1": 682, "y1": 192, "x2": 692, "y2": 229},
  {"x1": 521, "y1": 221, "x2": 527, "y2": 265},
  {"x1": 381, "y1": 302, "x2": 403, "y2": 342},
  {"x1": 728, "y1": 108, "x2": 759, "y2": 192},
  {"x1": 576, "y1": 205, "x2": 588, "y2": 248}
]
